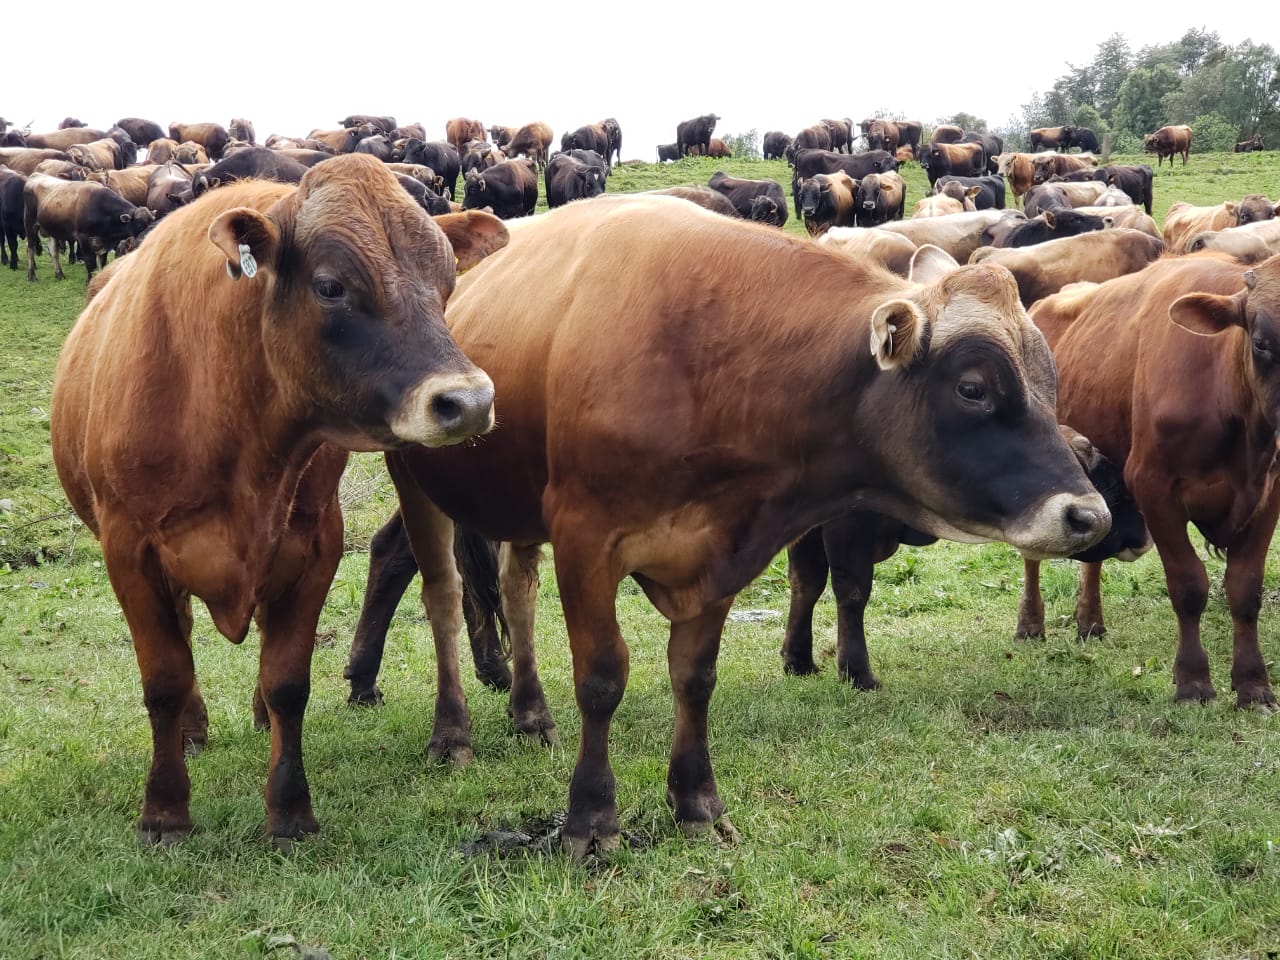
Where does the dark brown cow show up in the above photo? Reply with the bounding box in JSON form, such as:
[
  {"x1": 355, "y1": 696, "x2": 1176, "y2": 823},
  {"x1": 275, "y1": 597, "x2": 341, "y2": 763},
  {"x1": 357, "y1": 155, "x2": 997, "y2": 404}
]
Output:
[
  {"x1": 228, "y1": 118, "x2": 256, "y2": 144},
  {"x1": 918, "y1": 142, "x2": 985, "y2": 186},
  {"x1": 115, "y1": 118, "x2": 166, "y2": 149},
  {"x1": 168, "y1": 122, "x2": 230, "y2": 160},
  {"x1": 353, "y1": 194, "x2": 1109, "y2": 858},
  {"x1": 49, "y1": 154, "x2": 508, "y2": 844},
  {"x1": 488, "y1": 125, "x2": 518, "y2": 150},
  {"x1": 762, "y1": 131, "x2": 792, "y2": 160},
  {"x1": 341, "y1": 114, "x2": 397, "y2": 135},
  {"x1": 1235, "y1": 134, "x2": 1264, "y2": 153},
  {"x1": 1143, "y1": 124, "x2": 1193, "y2": 167},
  {"x1": 821, "y1": 118, "x2": 854, "y2": 153},
  {"x1": 0, "y1": 147, "x2": 72, "y2": 176},
  {"x1": 504, "y1": 122, "x2": 554, "y2": 169},
  {"x1": 798, "y1": 172, "x2": 857, "y2": 235},
  {"x1": 705, "y1": 138, "x2": 731, "y2": 158},
  {"x1": 930, "y1": 124, "x2": 964, "y2": 145},
  {"x1": 24, "y1": 173, "x2": 155, "y2": 282},
  {"x1": 707, "y1": 171, "x2": 788, "y2": 227},
  {"x1": 1023, "y1": 254, "x2": 1280, "y2": 710},
  {"x1": 21, "y1": 127, "x2": 111, "y2": 151},
  {"x1": 865, "y1": 119, "x2": 900, "y2": 153},
  {"x1": 791, "y1": 123, "x2": 833, "y2": 156},
  {"x1": 1030, "y1": 152, "x2": 1098, "y2": 184},
  {"x1": 445, "y1": 117, "x2": 486, "y2": 155}
]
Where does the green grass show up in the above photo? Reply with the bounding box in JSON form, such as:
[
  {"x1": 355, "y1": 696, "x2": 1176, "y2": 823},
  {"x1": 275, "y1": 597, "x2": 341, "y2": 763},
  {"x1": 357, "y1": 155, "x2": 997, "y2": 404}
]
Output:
[{"x1": 3, "y1": 155, "x2": 1280, "y2": 959}]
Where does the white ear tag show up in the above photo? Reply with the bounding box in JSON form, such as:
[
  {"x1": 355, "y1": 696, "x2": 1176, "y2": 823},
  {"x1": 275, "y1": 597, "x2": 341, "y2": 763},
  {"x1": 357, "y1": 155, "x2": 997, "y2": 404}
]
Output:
[
  {"x1": 886, "y1": 323, "x2": 897, "y2": 356},
  {"x1": 239, "y1": 243, "x2": 258, "y2": 278}
]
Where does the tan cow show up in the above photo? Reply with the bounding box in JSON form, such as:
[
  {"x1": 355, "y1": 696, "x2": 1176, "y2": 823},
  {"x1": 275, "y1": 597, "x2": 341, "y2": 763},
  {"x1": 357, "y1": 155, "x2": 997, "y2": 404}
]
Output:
[
  {"x1": 995, "y1": 152, "x2": 1036, "y2": 208},
  {"x1": 818, "y1": 227, "x2": 919, "y2": 275},
  {"x1": 1161, "y1": 199, "x2": 1279, "y2": 253},
  {"x1": 969, "y1": 228, "x2": 1165, "y2": 305},
  {"x1": 49, "y1": 154, "x2": 508, "y2": 844},
  {"x1": 1186, "y1": 219, "x2": 1280, "y2": 262},
  {"x1": 879, "y1": 208, "x2": 1026, "y2": 263}
]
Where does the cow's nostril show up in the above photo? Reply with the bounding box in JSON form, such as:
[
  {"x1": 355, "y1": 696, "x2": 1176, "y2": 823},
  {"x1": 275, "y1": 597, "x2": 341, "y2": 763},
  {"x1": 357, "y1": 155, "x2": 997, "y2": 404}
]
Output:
[{"x1": 431, "y1": 392, "x2": 464, "y2": 429}]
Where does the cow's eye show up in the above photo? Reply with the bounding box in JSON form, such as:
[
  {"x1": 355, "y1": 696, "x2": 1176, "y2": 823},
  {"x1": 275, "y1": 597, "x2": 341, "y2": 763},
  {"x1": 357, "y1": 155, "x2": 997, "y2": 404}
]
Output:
[
  {"x1": 957, "y1": 380, "x2": 986, "y2": 403},
  {"x1": 313, "y1": 278, "x2": 345, "y2": 301},
  {"x1": 1253, "y1": 336, "x2": 1272, "y2": 358}
]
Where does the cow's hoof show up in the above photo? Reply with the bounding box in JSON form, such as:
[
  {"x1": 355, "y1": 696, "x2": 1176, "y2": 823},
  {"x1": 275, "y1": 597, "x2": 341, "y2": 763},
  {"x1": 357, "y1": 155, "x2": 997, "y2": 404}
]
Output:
[
  {"x1": 1076, "y1": 622, "x2": 1107, "y2": 640},
  {"x1": 840, "y1": 670, "x2": 882, "y2": 691},
  {"x1": 782, "y1": 657, "x2": 819, "y2": 677},
  {"x1": 347, "y1": 684, "x2": 384, "y2": 707},
  {"x1": 182, "y1": 730, "x2": 208, "y2": 757},
  {"x1": 136, "y1": 814, "x2": 193, "y2": 847},
  {"x1": 680, "y1": 815, "x2": 741, "y2": 846},
  {"x1": 1235, "y1": 684, "x2": 1277, "y2": 713},
  {"x1": 511, "y1": 708, "x2": 560, "y2": 747},
  {"x1": 1175, "y1": 678, "x2": 1217, "y2": 704},
  {"x1": 427, "y1": 735, "x2": 474, "y2": 768},
  {"x1": 561, "y1": 827, "x2": 621, "y2": 862},
  {"x1": 1014, "y1": 626, "x2": 1045, "y2": 641},
  {"x1": 269, "y1": 813, "x2": 320, "y2": 850},
  {"x1": 475, "y1": 659, "x2": 513, "y2": 692}
]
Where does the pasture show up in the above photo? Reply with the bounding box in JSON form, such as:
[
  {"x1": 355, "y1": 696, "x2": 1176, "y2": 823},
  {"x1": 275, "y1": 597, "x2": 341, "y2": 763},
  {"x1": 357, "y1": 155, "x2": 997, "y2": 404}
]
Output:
[{"x1": 2, "y1": 151, "x2": 1280, "y2": 959}]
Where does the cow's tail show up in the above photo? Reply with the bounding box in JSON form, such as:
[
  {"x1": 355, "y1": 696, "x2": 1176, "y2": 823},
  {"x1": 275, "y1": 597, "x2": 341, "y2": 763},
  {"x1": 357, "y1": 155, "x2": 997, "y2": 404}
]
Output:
[{"x1": 453, "y1": 523, "x2": 512, "y2": 688}]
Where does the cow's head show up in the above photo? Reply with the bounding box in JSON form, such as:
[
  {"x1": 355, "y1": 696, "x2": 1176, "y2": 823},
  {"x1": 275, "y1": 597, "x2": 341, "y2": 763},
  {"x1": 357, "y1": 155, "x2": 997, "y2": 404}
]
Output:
[
  {"x1": 749, "y1": 195, "x2": 782, "y2": 226},
  {"x1": 855, "y1": 246, "x2": 1111, "y2": 557},
  {"x1": 1170, "y1": 256, "x2": 1280, "y2": 430},
  {"x1": 206, "y1": 154, "x2": 508, "y2": 450},
  {"x1": 798, "y1": 176, "x2": 827, "y2": 219},
  {"x1": 1236, "y1": 195, "x2": 1278, "y2": 226}
]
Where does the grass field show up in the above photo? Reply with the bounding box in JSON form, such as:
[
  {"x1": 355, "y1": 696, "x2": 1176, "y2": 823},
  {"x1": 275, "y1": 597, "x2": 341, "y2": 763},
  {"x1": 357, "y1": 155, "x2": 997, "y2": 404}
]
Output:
[{"x1": 2, "y1": 153, "x2": 1280, "y2": 959}]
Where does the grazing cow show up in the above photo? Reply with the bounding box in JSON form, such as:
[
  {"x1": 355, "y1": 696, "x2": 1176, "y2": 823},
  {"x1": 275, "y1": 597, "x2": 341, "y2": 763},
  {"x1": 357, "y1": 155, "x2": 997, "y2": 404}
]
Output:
[
  {"x1": 168, "y1": 122, "x2": 230, "y2": 161},
  {"x1": 930, "y1": 124, "x2": 964, "y2": 145},
  {"x1": 970, "y1": 228, "x2": 1164, "y2": 306},
  {"x1": 782, "y1": 424, "x2": 1151, "y2": 687},
  {"x1": 865, "y1": 120, "x2": 900, "y2": 153},
  {"x1": 643, "y1": 186, "x2": 739, "y2": 217},
  {"x1": 228, "y1": 118, "x2": 256, "y2": 144},
  {"x1": 395, "y1": 174, "x2": 453, "y2": 216},
  {"x1": 341, "y1": 115, "x2": 397, "y2": 135},
  {"x1": 0, "y1": 148, "x2": 72, "y2": 176},
  {"x1": 1067, "y1": 127, "x2": 1100, "y2": 152},
  {"x1": 854, "y1": 172, "x2": 906, "y2": 227},
  {"x1": 1143, "y1": 125, "x2": 1193, "y2": 166},
  {"x1": 115, "y1": 118, "x2": 166, "y2": 149},
  {"x1": 707, "y1": 171, "x2": 787, "y2": 226},
  {"x1": 403, "y1": 140, "x2": 461, "y2": 199},
  {"x1": 763, "y1": 131, "x2": 792, "y2": 160},
  {"x1": 913, "y1": 193, "x2": 973, "y2": 217},
  {"x1": 880, "y1": 209, "x2": 1026, "y2": 263},
  {"x1": 676, "y1": 114, "x2": 719, "y2": 157},
  {"x1": 895, "y1": 145, "x2": 917, "y2": 163},
  {"x1": 657, "y1": 142, "x2": 680, "y2": 162},
  {"x1": 351, "y1": 194, "x2": 1109, "y2": 858},
  {"x1": 1186, "y1": 220, "x2": 1280, "y2": 262},
  {"x1": 50, "y1": 154, "x2": 507, "y2": 844},
  {"x1": 445, "y1": 117, "x2": 486, "y2": 154},
  {"x1": 934, "y1": 174, "x2": 1005, "y2": 210},
  {"x1": 818, "y1": 228, "x2": 919, "y2": 275},
  {"x1": 798, "y1": 172, "x2": 857, "y2": 235},
  {"x1": 506, "y1": 122, "x2": 554, "y2": 169},
  {"x1": 24, "y1": 174, "x2": 154, "y2": 282},
  {"x1": 791, "y1": 148, "x2": 898, "y2": 181},
  {"x1": 918, "y1": 142, "x2": 985, "y2": 186},
  {"x1": 462, "y1": 157, "x2": 538, "y2": 219},
  {"x1": 1234, "y1": 134, "x2": 1264, "y2": 153},
  {"x1": 987, "y1": 208, "x2": 1111, "y2": 248},
  {"x1": 1029, "y1": 126, "x2": 1073, "y2": 151},
  {"x1": 544, "y1": 152, "x2": 606, "y2": 208},
  {"x1": 563, "y1": 123, "x2": 609, "y2": 162},
  {"x1": 961, "y1": 132, "x2": 1004, "y2": 174},
  {"x1": 821, "y1": 118, "x2": 854, "y2": 153},
  {"x1": 0, "y1": 168, "x2": 26, "y2": 269},
  {"x1": 1030, "y1": 152, "x2": 1099, "y2": 184},
  {"x1": 190, "y1": 148, "x2": 309, "y2": 198},
  {"x1": 1025, "y1": 253, "x2": 1280, "y2": 709}
]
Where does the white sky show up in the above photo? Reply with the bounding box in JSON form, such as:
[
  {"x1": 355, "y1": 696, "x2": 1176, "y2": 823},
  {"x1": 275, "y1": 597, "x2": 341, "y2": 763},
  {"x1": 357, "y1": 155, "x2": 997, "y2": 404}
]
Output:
[{"x1": 3, "y1": 7, "x2": 1266, "y2": 161}]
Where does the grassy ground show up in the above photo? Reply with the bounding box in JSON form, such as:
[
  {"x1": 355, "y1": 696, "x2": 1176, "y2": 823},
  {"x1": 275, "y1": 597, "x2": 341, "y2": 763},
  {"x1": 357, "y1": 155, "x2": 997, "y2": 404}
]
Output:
[{"x1": 2, "y1": 154, "x2": 1280, "y2": 959}]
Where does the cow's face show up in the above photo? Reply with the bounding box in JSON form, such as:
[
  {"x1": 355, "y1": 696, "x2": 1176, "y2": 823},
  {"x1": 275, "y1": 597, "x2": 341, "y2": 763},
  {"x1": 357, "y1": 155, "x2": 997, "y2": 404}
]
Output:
[
  {"x1": 1236, "y1": 195, "x2": 1277, "y2": 226},
  {"x1": 857, "y1": 176, "x2": 881, "y2": 210},
  {"x1": 858, "y1": 251, "x2": 1110, "y2": 558},
  {"x1": 1171, "y1": 258, "x2": 1280, "y2": 429},
  {"x1": 207, "y1": 155, "x2": 508, "y2": 450},
  {"x1": 799, "y1": 177, "x2": 826, "y2": 218}
]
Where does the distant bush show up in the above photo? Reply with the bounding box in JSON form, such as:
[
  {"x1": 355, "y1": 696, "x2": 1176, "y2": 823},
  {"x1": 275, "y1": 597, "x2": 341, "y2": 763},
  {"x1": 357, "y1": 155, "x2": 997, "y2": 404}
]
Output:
[
  {"x1": 721, "y1": 129, "x2": 760, "y2": 160},
  {"x1": 1190, "y1": 113, "x2": 1238, "y2": 152}
]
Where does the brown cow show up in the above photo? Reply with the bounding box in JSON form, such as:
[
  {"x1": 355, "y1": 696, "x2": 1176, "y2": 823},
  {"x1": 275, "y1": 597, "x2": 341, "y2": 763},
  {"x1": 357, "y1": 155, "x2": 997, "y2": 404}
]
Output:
[
  {"x1": 446, "y1": 117, "x2": 485, "y2": 155},
  {"x1": 168, "y1": 122, "x2": 230, "y2": 160},
  {"x1": 879, "y1": 208, "x2": 1026, "y2": 263},
  {"x1": 22, "y1": 127, "x2": 111, "y2": 151},
  {"x1": 1143, "y1": 124, "x2": 1192, "y2": 167},
  {"x1": 1029, "y1": 126, "x2": 1073, "y2": 151},
  {"x1": 145, "y1": 138, "x2": 179, "y2": 164},
  {"x1": 818, "y1": 228, "x2": 919, "y2": 275},
  {"x1": 866, "y1": 119, "x2": 900, "y2": 153},
  {"x1": 505, "y1": 122, "x2": 554, "y2": 169},
  {"x1": 174, "y1": 141, "x2": 210, "y2": 165},
  {"x1": 1186, "y1": 219, "x2": 1280, "y2": 262},
  {"x1": 706, "y1": 137, "x2": 731, "y2": 158},
  {"x1": 49, "y1": 154, "x2": 508, "y2": 844},
  {"x1": 913, "y1": 191, "x2": 976, "y2": 218},
  {"x1": 1024, "y1": 253, "x2": 1280, "y2": 710},
  {"x1": 228, "y1": 118, "x2": 256, "y2": 144},
  {"x1": 488, "y1": 124, "x2": 517, "y2": 150},
  {"x1": 306, "y1": 126, "x2": 364, "y2": 154},
  {"x1": 24, "y1": 173, "x2": 155, "y2": 282},
  {"x1": 356, "y1": 194, "x2": 1109, "y2": 858},
  {"x1": 67, "y1": 138, "x2": 127, "y2": 172},
  {"x1": 1073, "y1": 204, "x2": 1160, "y2": 239},
  {"x1": 969, "y1": 228, "x2": 1164, "y2": 306},
  {"x1": 0, "y1": 147, "x2": 72, "y2": 175},
  {"x1": 102, "y1": 166, "x2": 154, "y2": 207},
  {"x1": 930, "y1": 124, "x2": 964, "y2": 145},
  {"x1": 1162, "y1": 200, "x2": 1270, "y2": 253},
  {"x1": 1030, "y1": 152, "x2": 1098, "y2": 184}
]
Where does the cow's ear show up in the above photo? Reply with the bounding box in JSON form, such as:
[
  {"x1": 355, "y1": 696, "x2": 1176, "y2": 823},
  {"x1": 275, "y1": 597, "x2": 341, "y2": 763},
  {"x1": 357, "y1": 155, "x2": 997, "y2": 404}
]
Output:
[
  {"x1": 208, "y1": 206, "x2": 280, "y2": 281},
  {"x1": 869, "y1": 299, "x2": 928, "y2": 371},
  {"x1": 434, "y1": 210, "x2": 509, "y2": 272},
  {"x1": 1169, "y1": 288, "x2": 1247, "y2": 336},
  {"x1": 1062, "y1": 427, "x2": 1103, "y2": 472},
  {"x1": 1224, "y1": 201, "x2": 1238, "y2": 218},
  {"x1": 1044, "y1": 210, "x2": 1057, "y2": 228},
  {"x1": 907, "y1": 244, "x2": 958, "y2": 285}
]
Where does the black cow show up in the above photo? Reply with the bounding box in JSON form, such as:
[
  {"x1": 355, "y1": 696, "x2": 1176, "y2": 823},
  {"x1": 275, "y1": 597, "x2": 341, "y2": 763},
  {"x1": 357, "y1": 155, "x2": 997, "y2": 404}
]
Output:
[
  {"x1": 676, "y1": 113, "x2": 719, "y2": 157},
  {"x1": 354, "y1": 135, "x2": 394, "y2": 162},
  {"x1": 600, "y1": 118, "x2": 622, "y2": 168},
  {"x1": 762, "y1": 131, "x2": 792, "y2": 160},
  {"x1": 934, "y1": 174, "x2": 1005, "y2": 210},
  {"x1": 790, "y1": 148, "x2": 898, "y2": 181},
  {"x1": 853, "y1": 173, "x2": 906, "y2": 227},
  {"x1": 918, "y1": 142, "x2": 986, "y2": 185},
  {"x1": 657, "y1": 142, "x2": 680, "y2": 162},
  {"x1": 0, "y1": 168, "x2": 26, "y2": 269},
  {"x1": 1235, "y1": 134, "x2": 1265, "y2": 153},
  {"x1": 1067, "y1": 127, "x2": 1100, "y2": 153},
  {"x1": 1103, "y1": 164, "x2": 1154, "y2": 215},
  {"x1": 545, "y1": 153, "x2": 606, "y2": 208},
  {"x1": 564, "y1": 123, "x2": 609, "y2": 160},
  {"x1": 394, "y1": 173, "x2": 452, "y2": 216},
  {"x1": 707, "y1": 171, "x2": 788, "y2": 227},
  {"x1": 114, "y1": 117, "x2": 166, "y2": 149},
  {"x1": 190, "y1": 148, "x2": 309, "y2": 197},
  {"x1": 461, "y1": 157, "x2": 538, "y2": 219},
  {"x1": 403, "y1": 140, "x2": 460, "y2": 199},
  {"x1": 340, "y1": 114, "x2": 397, "y2": 135},
  {"x1": 986, "y1": 208, "x2": 1111, "y2": 248}
]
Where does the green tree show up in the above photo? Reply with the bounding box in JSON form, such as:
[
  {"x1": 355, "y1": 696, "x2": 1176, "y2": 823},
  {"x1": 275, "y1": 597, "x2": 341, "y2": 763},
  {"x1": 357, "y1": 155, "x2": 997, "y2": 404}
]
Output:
[
  {"x1": 1163, "y1": 42, "x2": 1280, "y2": 137},
  {"x1": 1071, "y1": 103, "x2": 1107, "y2": 137},
  {"x1": 941, "y1": 112, "x2": 987, "y2": 133},
  {"x1": 1112, "y1": 63, "x2": 1182, "y2": 139},
  {"x1": 1090, "y1": 33, "x2": 1133, "y2": 118},
  {"x1": 721, "y1": 129, "x2": 759, "y2": 160},
  {"x1": 1190, "y1": 113, "x2": 1238, "y2": 152}
]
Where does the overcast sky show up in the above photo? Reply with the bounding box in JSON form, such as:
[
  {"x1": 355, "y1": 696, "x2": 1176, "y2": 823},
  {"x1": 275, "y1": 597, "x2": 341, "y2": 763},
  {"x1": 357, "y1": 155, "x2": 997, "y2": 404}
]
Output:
[{"x1": 3, "y1": 7, "x2": 1265, "y2": 161}]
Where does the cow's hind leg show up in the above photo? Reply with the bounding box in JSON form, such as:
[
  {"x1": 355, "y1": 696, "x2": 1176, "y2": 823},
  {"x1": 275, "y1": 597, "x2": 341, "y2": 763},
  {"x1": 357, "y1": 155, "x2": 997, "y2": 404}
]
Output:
[
  {"x1": 781, "y1": 526, "x2": 828, "y2": 675},
  {"x1": 825, "y1": 513, "x2": 901, "y2": 690},
  {"x1": 500, "y1": 542, "x2": 556, "y2": 744},
  {"x1": 344, "y1": 509, "x2": 418, "y2": 705},
  {"x1": 1016, "y1": 558, "x2": 1046, "y2": 639},
  {"x1": 667, "y1": 598, "x2": 734, "y2": 840},
  {"x1": 1074, "y1": 561, "x2": 1106, "y2": 638},
  {"x1": 1225, "y1": 497, "x2": 1280, "y2": 710}
]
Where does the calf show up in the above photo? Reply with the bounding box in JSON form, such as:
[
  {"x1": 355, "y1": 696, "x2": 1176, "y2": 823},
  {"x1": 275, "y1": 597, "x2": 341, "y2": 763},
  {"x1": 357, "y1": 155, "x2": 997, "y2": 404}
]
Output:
[{"x1": 657, "y1": 142, "x2": 680, "y2": 162}]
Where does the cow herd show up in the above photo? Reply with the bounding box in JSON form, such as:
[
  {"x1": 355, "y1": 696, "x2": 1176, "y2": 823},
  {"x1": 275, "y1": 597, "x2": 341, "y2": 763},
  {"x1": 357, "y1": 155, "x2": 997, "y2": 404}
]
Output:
[{"x1": 8, "y1": 107, "x2": 1280, "y2": 858}]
